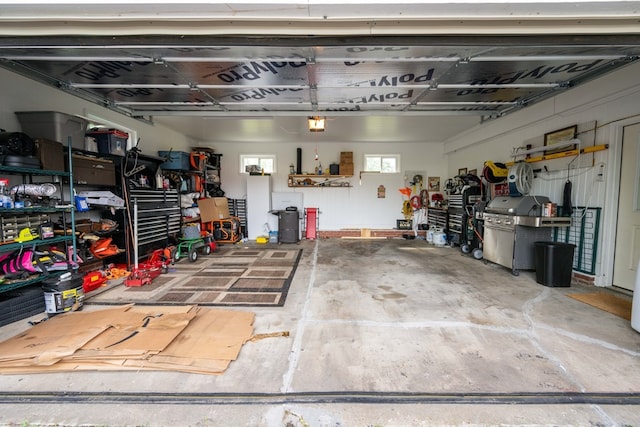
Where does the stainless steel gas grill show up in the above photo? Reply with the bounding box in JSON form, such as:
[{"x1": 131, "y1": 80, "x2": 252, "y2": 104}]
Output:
[{"x1": 483, "y1": 196, "x2": 571, "y2": 275}]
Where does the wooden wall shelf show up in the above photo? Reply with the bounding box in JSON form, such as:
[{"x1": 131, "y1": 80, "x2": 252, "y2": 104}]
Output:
[{"x1": 288, "y1": 174, "x2": 352, "y2": 188}]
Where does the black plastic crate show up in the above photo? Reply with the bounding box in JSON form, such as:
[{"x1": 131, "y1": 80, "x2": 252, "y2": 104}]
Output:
[
  {"x1": 396, "y1": 219, "x2": 413, "y2": 230},
  {"x1": 87, "y1": 130, "x2": 127, "y2": 156},
  {"x1": 0, "y1": 285, "x2": 45, "y2": 327}
]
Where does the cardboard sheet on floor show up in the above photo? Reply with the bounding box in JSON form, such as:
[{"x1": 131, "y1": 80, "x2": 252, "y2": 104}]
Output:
[
  {"x1": 0, "y1": 305, "x2": 255, "y2": 375},
  {"x1": 0, "y1": 306, "x2": 131, "y2": 365}
]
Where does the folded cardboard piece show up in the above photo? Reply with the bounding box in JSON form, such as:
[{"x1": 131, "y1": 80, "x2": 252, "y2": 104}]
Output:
[
  {"x1": 0, "y1": 305, "x2": 256, "y2": 375},
  {"x1": 77, "y1": 191, "x2": 125, "y2": 208},
  {"x1": 197, "y1": 197, "x2": 230, "y2": 222}
]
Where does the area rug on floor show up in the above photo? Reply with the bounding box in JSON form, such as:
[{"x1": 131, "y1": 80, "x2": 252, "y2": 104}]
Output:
[
  {"x1": 567, "y1": 292, "x2": 632, "y2": 320},
  {"x1": 87, "y1": 248, "x2": 302, "y2": 307}
]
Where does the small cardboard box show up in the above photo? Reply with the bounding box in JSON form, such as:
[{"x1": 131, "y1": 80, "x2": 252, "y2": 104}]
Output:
[
  {"x1": 340, "y1": 151, "x2": 353, "y2": 163},
  {"x1": 34, "y1": 138, "x2": 65, "y2": 171},
  {"x1": 198, "y1": 197, "x2": 230, "y2": 222},
  {"x1": 340, "y1": 162, "x2": 354, "y2": 176}
]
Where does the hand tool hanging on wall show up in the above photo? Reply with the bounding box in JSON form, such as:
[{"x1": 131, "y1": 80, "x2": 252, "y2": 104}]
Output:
[{"x1": 563, "y1": 163, "x2": 573, "y2": 217}]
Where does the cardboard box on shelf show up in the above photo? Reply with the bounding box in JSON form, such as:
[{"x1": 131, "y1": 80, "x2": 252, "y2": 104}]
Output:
[
  {"x1": 340, "y1": 151, "x2": 353, "y2": 163},
  {"x1": 34, "y1": 138, "x2": 65, "y2": 171},
  {"x1": 339, "y1": 162, "x2": 354, "y2": 176},
  {"x1": 68, "y1": 155, "x2": 116, "y2": 186},
  {"x1": 198, "y1": 197, "x2": 230, "y2": 222}
]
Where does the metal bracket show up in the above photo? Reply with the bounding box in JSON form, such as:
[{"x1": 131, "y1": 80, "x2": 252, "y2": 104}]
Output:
[{"x1": 125, "y1": 165, "x2": 146, "y2": 177}]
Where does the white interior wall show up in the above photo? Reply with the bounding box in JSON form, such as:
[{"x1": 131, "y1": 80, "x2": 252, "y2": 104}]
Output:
[
  {"x1": 444, "y1": 61, "x2": 640, "y2": 285},
  {"x1": 213, "y1": 141, "x2": 446, "y2": 230},
  {"x1": 0, "y1": 68, "x2": 193, "y2": 152}
]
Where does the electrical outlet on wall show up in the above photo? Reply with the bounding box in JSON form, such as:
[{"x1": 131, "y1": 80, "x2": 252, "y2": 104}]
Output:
[{"x1": 596, "y1": 163, "x2": 606, "y2": 182}]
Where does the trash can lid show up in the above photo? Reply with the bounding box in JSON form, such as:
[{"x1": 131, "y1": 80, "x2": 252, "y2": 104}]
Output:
[{"x1": 535, "y1": 241, "x2": 576, "y2": 248}]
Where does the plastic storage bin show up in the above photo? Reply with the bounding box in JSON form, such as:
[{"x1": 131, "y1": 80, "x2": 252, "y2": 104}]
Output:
[
  {"x1": 534, "y1": 241, "x2": 576, "y2": 287},
  {"x1": 158, "y1": 151, "x2": 190, "y2": 170},
  {"x1": 16, "y1": 111, "x2": 87, "y2": 149},
  {"x1": 86, "y1": 129, "x2": 128, "y2": 156}
]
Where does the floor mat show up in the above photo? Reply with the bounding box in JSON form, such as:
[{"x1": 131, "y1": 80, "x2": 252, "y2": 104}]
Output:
[
  {"x1": 87, "y1": 248, "x2": 302, "y2": 307},
  {"x1": 567, "y1": 292, "x2": 632, "y2": 320}
]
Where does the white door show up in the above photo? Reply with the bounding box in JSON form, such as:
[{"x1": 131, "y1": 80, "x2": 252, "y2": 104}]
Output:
[{"x1": 613, "y1": 122, "x2": 640, "y2": 291}]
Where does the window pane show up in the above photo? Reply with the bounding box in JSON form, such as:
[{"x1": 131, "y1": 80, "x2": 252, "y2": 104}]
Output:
[
  {"x1": 381, "y1": 157, "x2": 397, "y2": 173},
  {"x1": 243, "y1": 157, "x2": 259, "y2": 169},
  {"x1": 240, "y1": 155, "x2": 276, "y2": 173},
  {"x1": 260, "y1": 158, "x2": 274, "y2": 174},
  {"x1": 365, "y1": 156, "x2": 381, "y2": 172}
]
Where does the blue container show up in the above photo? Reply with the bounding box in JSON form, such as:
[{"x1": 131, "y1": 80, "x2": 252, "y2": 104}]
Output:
[{"x1": 158, "y1": 151, "x2": 190, "y2": 170}]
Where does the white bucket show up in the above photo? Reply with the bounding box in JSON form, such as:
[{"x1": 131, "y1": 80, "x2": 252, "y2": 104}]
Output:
[
  {"x1": 434, "y1": 229, "x2": 447, "y2": 247},
  {"x1": 426, "y1": 228, "x2": 435, "y2": 244}
]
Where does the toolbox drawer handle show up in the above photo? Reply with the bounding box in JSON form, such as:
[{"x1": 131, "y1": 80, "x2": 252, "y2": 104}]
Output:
[{"x1": 92, "y1": 164, "x2": 105, "y2": 169}]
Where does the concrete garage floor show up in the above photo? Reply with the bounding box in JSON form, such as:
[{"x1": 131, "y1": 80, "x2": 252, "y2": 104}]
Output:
[{"x1": 0, "y1": 238, "x2": 639, "y2": 426}]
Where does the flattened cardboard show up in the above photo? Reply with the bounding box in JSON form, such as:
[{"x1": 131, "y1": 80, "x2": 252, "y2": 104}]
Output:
[
  {"x1": 0, "y1": 305, "x2": 254, "y2": 375},
  {"x1": 157, "y1": 308, "x2": 255, "y2": 361},
  {"x1": 0, "y1": 306, "x2": 130, "y2": 364}
]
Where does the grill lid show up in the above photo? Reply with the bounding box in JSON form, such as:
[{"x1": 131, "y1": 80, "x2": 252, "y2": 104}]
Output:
[{"x1": 486, "y1": 195, "x2": 549, "y2": 216}]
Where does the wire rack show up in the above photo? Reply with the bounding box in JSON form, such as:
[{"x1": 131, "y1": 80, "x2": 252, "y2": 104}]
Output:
[{"x1": 553, "y1": 206, "x2": 601, "y2": 275}]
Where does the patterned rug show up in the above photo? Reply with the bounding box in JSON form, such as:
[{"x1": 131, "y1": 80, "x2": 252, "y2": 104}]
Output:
[{"x1": 86, "y1": 247, "x2": 302, "y2": 307}]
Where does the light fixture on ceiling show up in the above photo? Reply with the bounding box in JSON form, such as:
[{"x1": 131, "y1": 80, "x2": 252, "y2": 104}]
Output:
[{"x1": 308, "y1": 116, "x2": 326, "y2": 132}]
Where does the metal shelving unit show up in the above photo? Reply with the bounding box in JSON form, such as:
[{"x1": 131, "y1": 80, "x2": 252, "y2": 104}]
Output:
[{"x1": 0, "y1": 144, "x2": 77, "y2": 294}]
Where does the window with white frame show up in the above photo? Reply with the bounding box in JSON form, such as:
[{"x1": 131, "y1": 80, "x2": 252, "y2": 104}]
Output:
[
  {"x1": 364, "y1": 154, "x2": 401, "y2": 173},
  {"x1": 240, "y1": 154, "x2": 277, "y2": 174}
]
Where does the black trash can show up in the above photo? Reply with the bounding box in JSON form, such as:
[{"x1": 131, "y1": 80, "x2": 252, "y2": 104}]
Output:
[
  {"x1": 277, "y1": 207, "x2": 300, "y2": 243},
  {"x1": 534, "y1": 242, "x2": 576, "y2": 287}
]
